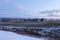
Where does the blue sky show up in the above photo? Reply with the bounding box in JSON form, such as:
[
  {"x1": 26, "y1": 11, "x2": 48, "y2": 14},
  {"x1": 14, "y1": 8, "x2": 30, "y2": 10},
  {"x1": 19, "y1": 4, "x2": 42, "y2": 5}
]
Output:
[{"x1": 0, "y1": 0, "x2": 60, "y2": 19}]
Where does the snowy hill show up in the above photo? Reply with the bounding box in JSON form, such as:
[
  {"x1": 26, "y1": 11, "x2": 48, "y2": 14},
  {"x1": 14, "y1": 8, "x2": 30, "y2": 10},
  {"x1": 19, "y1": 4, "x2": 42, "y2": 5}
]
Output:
[{"x1": 0, "y1": 30, "x2": 48, "y2": 40}]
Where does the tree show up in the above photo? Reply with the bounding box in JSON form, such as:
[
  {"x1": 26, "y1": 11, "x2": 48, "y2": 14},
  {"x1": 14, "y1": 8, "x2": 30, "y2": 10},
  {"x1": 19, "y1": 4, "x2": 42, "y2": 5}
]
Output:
[{"x1": 40, "y1": 18, "x2": 44, "y2": 21}]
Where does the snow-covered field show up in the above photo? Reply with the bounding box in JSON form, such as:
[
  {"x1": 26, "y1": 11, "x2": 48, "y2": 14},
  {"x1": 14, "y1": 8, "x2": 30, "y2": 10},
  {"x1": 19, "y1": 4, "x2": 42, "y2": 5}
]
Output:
[{"x1": 0, "y1": 30, "x2": 49, "y2": 40}]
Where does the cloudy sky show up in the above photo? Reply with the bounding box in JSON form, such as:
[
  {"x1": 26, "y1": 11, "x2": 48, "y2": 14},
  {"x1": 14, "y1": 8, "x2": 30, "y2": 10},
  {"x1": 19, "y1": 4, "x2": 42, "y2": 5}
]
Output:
[{"x1": 0, "y1": 0, "x2": 60, "y2": 19}]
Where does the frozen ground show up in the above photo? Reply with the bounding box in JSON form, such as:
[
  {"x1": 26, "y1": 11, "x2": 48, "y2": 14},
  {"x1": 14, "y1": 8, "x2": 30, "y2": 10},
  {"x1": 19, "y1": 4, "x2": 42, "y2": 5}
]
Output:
[{"x1": 0, "y1": 30, "x2": 49, "y2": 40}]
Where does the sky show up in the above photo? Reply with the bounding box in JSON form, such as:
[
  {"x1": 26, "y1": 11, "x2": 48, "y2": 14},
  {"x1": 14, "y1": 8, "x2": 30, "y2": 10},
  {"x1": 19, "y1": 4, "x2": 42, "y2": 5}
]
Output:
[{"x1": 0, "y1": 0, "x2": 60, "y2": 19}]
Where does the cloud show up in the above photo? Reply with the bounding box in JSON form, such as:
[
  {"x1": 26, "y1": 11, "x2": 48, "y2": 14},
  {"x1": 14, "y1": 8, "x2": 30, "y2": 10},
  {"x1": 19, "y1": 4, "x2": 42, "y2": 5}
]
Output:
[
  {"x1": 39, "y1": 9, "x2": 60, "y2": 19},
  {"x1": 40, "y1": 9, "x2": 60, "y2": 14},
  {"x1": 23, "y1": 12, "x2": 48, "y2": 18},
  {"x1": 13, "y1": 3, "x2": 27, "y2": 13},
  {"x1": 13, "y1": 3, "x2": 60, "y2": 19}
]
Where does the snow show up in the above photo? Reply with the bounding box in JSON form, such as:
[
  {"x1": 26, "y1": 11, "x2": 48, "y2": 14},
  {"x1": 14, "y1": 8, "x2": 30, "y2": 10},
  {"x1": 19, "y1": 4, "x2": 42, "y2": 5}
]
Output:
[{"x1": 0, "y1": 30, "x2": 48, "y2": 40}]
